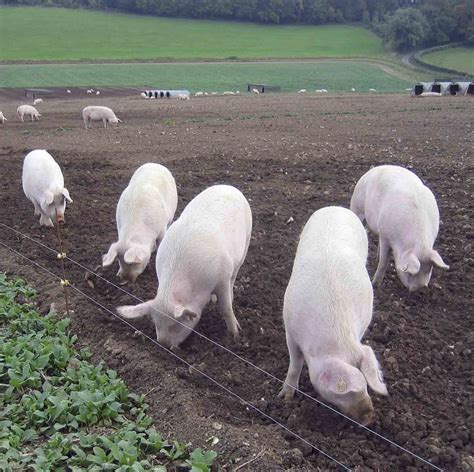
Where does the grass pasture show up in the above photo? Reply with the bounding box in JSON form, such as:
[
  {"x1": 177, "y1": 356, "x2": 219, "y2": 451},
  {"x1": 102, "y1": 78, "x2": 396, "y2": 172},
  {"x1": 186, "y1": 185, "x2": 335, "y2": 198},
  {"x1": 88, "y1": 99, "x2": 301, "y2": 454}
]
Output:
[
  {"x1": 0, "y1": 61, "x2": 410, "y2": 92},
  {"x1": 421, "y1": 46, "x2": 474, "y2": 75},
  {"x1": 0, "y1": 6, "x2": 385, "y2": 61}
]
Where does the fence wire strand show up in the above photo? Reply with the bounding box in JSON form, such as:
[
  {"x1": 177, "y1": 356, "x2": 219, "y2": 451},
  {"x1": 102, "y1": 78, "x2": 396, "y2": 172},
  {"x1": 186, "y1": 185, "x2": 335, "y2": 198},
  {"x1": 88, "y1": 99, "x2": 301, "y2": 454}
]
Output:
[
  {"x1": 0, "y1": 223, "x2": 443, "y2": 471},
  {"x1": 0, "y1": 238, "x2": 351, "y2": 471}
]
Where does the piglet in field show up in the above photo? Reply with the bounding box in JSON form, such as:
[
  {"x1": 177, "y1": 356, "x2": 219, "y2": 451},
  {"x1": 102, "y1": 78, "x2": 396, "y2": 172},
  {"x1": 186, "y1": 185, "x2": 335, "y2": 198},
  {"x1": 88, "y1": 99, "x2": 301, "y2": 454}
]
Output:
[
  {"x1": 82, "y1": 105, "x2": 121, "y2": 129},
  {"x1": 117, "y1": 185, "x2": 252, "y2": 349},
  {"x1": 102, "y1": 163, "x2": 178, "y2": 284},
  {"x1": 17, "y1": 105, "x2": 41, "y2": 122},
  {"x1": 350, "y1": 165, "x2": 448, "y2": 291},
  {"x1": 279, "y1": 206, "x2": 387, "y2": 425},
  {"x1": 22, "y1": 150, "x2": 72, "y2": 227}
]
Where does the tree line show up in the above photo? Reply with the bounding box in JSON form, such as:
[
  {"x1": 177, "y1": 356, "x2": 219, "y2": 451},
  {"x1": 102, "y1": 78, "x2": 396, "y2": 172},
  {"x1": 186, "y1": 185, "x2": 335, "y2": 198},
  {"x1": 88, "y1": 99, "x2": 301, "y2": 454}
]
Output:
[{"x1": 2, "y1": 0, "x2": 473, "y2": 51}]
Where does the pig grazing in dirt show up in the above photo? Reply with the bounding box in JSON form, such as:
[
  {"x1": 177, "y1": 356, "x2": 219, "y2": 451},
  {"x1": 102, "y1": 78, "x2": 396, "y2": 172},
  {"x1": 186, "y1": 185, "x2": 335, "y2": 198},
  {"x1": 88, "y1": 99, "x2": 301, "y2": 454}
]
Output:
[
  {"x1": 0, "y1": 111, "x2": 7, "y2": 124},
  {"x1": 350, "y1": 165, "x2": 448, "y2": 292},
  {"x1": 117, "y1": 185, "x2": 252, "y2": 349},
  {"x1": 279, "y1": 206, "x2": 387, "y2": 425},
  {"x1": 17, "y1": 105, "x2": 41, "y2": 122},
  {"x1": 102, "y1": 163, "x2": 178, "y2": 284},
  {"x1": 22, "y1": 150, "x2": 73, "y2": 227},
  {"x1": 82, "y1": 105, "x2": 121, "y2": 129}
]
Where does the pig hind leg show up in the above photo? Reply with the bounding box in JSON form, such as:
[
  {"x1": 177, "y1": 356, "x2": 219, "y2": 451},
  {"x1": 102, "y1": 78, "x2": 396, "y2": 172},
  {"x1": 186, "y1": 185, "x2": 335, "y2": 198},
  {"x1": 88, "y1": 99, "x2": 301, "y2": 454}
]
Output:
[
  {"x1": 216, "y1": 280, "x2": 241, "y2": 338},
  {"x1": 229, "y1": 244, "x2": 250, "y2": 303},
  {"x1": 373, "y1": 236, "x2": 390, "y2": 286},
  {"x1": 279, "y1": 333, "x2": 304, "y2": 401},
  {"x1": 31, "y1": 198, "x2": 41, "y2": 216}
]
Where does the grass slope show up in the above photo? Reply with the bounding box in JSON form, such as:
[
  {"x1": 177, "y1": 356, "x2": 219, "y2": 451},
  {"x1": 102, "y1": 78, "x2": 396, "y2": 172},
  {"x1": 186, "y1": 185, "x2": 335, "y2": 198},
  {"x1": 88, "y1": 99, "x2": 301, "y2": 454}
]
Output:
[
  {"x1": 422, "y1": 47, "x2": 474, "y2": 75},
  {"x1": 0, "y1": 61, "x2": 410, "y2": 91},
  {"x1": 0, "y1": 6, "x2": 384, "y2": 61}
]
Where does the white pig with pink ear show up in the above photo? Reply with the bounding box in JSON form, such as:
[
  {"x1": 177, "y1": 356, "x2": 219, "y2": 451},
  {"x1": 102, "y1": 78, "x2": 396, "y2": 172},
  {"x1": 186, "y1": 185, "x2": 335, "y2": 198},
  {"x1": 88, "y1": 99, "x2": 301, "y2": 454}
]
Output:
[
  {"x1": 22, "y1": 150, "x2": 72, "y2": 227},
  {"x1": 102, "y1": 163, "x2": 177, "y2": 284},
  {"x1": 279, "y1": 206, "x2": 387, "y2": 425},
  {"x1": 350, "y1": 165, "x2": 449, "y2": 292},
  {"x1": 117, "y1": 184, "x2": 252, "y2": 349}
]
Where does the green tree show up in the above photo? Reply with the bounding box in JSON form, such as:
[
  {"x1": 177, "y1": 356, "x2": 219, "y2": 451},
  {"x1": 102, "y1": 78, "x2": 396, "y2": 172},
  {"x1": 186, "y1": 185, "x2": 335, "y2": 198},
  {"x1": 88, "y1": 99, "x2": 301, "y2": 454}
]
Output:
[{"x1": 384, "y1": 7, "x2": 430, "y2": 50}]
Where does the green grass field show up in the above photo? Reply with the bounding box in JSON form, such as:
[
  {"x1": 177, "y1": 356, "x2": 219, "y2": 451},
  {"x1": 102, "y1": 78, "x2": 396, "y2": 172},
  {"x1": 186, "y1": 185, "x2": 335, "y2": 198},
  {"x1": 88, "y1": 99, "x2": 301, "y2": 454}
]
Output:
[
  {"x1": 0, "y1": 61, "x2": 410, "y2": 92},
  {"x1": 0, "y1": 6, "x2": 384, "y2": 61},
  {"x1": 422, "y1": 46, "x2": 474, "y2": 75}
]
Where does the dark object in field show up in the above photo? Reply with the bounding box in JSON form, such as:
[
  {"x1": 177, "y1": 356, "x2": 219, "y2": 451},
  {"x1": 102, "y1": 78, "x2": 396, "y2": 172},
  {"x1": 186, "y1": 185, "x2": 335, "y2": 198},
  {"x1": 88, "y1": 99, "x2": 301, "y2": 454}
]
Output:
[
  {"x1": 25, "y1": 88, "x2": 54, "y2": 99},
  {"x1": 247, "y1": 83, "x2": 281, "y2": 93}
]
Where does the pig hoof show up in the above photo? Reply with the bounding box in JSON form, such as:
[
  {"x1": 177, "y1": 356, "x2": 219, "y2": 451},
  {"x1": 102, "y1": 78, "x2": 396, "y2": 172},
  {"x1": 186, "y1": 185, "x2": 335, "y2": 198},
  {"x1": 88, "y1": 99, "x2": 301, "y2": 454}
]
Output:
[
  {"x1": 371, "y1": 277, "x2": 383, "y2": 287},
  {"x1": 278, "y1": 387, "x2": 295, "y2": 401}
]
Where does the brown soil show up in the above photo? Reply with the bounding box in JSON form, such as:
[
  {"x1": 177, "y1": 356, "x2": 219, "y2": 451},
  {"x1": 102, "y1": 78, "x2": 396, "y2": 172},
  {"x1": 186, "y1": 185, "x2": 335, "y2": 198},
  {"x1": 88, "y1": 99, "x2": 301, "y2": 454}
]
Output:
[{"x1": 0, "y1": 91, "x2": 472, "y2": 471}]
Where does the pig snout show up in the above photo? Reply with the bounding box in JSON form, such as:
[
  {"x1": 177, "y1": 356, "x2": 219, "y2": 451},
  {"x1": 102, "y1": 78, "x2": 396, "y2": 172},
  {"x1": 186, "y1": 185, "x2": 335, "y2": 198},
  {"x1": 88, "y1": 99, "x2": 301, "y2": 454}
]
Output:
[
  {"x1": 117, "y1": 272, "x2": 138, "y2": 285},
  {"x1": 345, "y1": 397, "x2": 375, "y2": 426},
  {"x1": 56, "y1": 214, "x2": 65, "y2": 223}
]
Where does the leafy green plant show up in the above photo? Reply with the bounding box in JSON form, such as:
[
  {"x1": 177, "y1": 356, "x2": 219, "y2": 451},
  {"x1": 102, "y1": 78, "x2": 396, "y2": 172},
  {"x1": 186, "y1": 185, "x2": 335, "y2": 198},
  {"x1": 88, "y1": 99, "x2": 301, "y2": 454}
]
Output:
[{"x1": 0, "y1": 273, "x2": 216, "y2": 471}]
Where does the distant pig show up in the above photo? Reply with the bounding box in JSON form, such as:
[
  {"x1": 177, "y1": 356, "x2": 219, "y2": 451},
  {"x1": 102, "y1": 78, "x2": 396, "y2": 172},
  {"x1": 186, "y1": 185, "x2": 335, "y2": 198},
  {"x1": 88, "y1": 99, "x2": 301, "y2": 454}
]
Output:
[
  {"x1": 117, "y1": 185, "x2": 252, "y2": 349},
  {"x1": 102, "y1": 163, "x2": 178, "y2": 284},
  {"x1": 0, "y1": 111, "x2": 7, "y2": 124},
  {"x1": 350, "y1": 165, "x2": 448, "y2": 291},
  {"x1": 82, "y1": 105, "x2": 121, "y2": 129},
  {"x1": 279, "y1": 206, "x2": 387, "y2": 425},
  {"x1": 17, "y1": 105, "x2": 41, "y2": 122},
  {"x1": 22, "y1": 150, "x2": 72, "y2": 227}
]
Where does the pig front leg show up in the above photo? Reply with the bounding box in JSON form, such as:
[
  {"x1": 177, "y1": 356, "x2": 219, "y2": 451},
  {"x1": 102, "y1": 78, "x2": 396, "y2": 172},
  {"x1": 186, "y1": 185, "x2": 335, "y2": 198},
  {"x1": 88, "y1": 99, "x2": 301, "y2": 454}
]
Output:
[
  {"x1": 216, "y1": 280, "x2": 241, "y2": 339},
  {"x1": 39, "y1": 213, "x2": 54, "y2": 227},
  {"x1": 279, "y1": 333, "x2": 304, "y2": 401},
  {"x1": 372, "y1": 236, "x2": 390, "y2": 287}
]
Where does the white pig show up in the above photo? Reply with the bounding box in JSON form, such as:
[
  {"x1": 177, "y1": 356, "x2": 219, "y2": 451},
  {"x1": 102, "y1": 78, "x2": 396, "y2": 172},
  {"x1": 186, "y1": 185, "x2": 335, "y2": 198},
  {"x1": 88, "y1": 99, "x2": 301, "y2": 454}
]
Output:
[
  {"x1": 22, "y1": 150, "x2": 72, "y2": 227},
  {"x1": 102, "y1": 163, "x2": 178, "y2": 284},
  {"x1": 0, "y1": 111, "x2": 7, "y2": 124},
  {"x1": 17, "y1": 105, "x2": 41, "y2": 122},
  {"x1": 117, "y1": 185, "x2": 252, "y2": 349},
  {"x1": 82, "y1": 106, "x2": 121, "y2": 129},
  {"x1": 279, "y1": 206, "x2": 387, "y2": 425},
  {"x1": 350, "y1": 165, "x2": 448, "y2": 291}
]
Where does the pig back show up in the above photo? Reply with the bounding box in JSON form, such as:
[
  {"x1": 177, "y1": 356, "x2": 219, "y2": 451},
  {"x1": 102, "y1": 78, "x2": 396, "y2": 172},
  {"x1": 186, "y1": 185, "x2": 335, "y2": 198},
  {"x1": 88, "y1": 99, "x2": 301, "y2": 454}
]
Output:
[{"x1": 284, "y1": 206, "x2": 372, "y2": 346}]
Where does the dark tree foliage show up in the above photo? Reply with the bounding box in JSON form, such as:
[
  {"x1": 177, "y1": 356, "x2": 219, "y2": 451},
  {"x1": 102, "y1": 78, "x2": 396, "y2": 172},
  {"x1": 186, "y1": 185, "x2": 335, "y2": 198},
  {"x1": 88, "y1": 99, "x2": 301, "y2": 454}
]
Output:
[{"x1": 1, "y1": 0, "x2": 473, "y2": 49}]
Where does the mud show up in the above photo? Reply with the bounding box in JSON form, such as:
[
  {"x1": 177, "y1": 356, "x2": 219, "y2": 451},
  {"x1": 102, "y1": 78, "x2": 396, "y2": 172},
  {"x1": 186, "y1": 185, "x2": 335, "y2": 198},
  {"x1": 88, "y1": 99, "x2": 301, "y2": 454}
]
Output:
[{"x1": 0, "y1": 91, "x2": 472, "y2": 470}]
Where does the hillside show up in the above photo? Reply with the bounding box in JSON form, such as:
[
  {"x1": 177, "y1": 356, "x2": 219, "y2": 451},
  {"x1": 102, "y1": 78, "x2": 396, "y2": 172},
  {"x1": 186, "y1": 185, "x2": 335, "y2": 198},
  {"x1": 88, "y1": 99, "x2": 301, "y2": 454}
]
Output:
[
  {"x1": 421, "y1": 47, "x2": 474, "y2": 76},
  {"x1": 0, "y1": 7, "x2": 384, "y2": 61}
]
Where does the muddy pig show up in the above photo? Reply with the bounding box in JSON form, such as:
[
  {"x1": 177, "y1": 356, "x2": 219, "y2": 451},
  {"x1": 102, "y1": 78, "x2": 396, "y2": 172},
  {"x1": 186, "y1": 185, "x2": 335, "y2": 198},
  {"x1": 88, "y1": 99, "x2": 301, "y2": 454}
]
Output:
[
  {"x1": 22, "y1": 150, "x2": 72, "y2": 227},
  {"x1": 350, "y1": 165, "x2": 448, "y2": 291},
  {"x1": 279, "y1": 206, "x2": 387, "y2": 425},
  {"x1": 102, "y1": 163, "x2": 178, "y2": 284},
  {"x1": 117, "y1": 184, "x2": 252, "y2": 348}
]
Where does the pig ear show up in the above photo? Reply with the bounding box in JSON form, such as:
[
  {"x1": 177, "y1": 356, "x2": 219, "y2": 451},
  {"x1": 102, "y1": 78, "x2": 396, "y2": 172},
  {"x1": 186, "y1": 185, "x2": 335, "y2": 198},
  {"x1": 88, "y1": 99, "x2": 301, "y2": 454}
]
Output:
[
  {"x1": 117, "y1": 301, "x2": 152, "y2": 319},
  {"x1": 397, "y1": 252, "x2": 420, "y2": 275},
  {"x1": 62, "y1": 188, "x2": 73, "y2": 203},
  {"x1": 318, "y1": 359, "x2": 366, "y2": 395},
  {"x1": 431, "y1": 250, "x2": 449, "y2": 270},
  {"x1": 174, "y1": 305, "x2": 198, "y2": 321},
  {"x1": 124, "y1": 247, "x2": 145, "y2": 265},
  {"x1": 44, "y1": 191, "x2": 54, "y2": 206},
  {"x1": 102, "y1": 243, "x2": 118, "y2": 267},
  {"x1": 360, "y1": 346, "x2": 388, "y2": 396}
]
